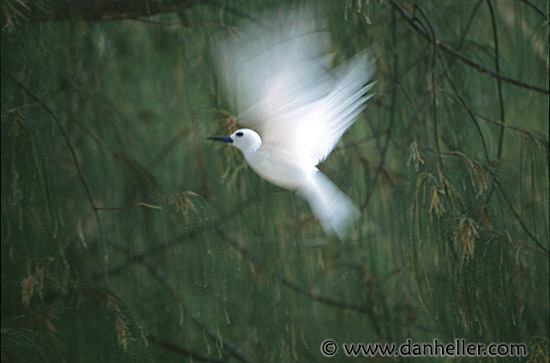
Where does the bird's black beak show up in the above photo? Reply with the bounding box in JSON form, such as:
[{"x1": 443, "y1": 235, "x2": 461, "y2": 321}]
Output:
[{"x1": 207, "y1": 136, "x2": 233, "y2": 144}]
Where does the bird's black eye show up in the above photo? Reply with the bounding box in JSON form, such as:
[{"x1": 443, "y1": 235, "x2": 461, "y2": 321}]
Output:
[{"x1": 236, "y1": 132, "x2": 244, "y2": 137}]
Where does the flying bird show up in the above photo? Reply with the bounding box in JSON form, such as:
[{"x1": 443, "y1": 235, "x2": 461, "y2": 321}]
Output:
[{"x1": 209, "y1": 7, "x2": 375, "y2": 239}]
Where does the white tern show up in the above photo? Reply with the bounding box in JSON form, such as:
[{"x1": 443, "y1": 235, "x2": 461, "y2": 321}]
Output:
[{"x1": 208, "y1": 6, "x2": 375, "y2": 239}]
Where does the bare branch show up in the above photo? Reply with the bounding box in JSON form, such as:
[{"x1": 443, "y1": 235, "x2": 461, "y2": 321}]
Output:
[
  {"x1": 147, "y1": 335, "x2": 225, "y2": 362},
  {"x1": 518, "y1": 0, "x2": 549, "y2": 21},
  {"x1": 486, "y1": 0, "x2": 506, "y2": 160},
  {"x1": 1, "y1": 67, "x2": 111, "y2": 284},
  {"x1": 390, "y1": 0, "x2": 549, "y2": 95}
]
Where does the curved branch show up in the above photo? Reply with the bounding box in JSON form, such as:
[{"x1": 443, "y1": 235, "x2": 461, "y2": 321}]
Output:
[
  {"x1": 222, "y1": 233, "x2": 373, "y2": 315},
  {"x1": 436, "y1": 52, "x2": 491, "y2": 162},
  {"x1": 390, "y1": 0, "x2": 549, "y2": 95},
  {"x1": 142, "y1": 261, "x2": 256, "y2": 363},
  {"x1": 278, "y1": 274, "x2": 368, "y2": 313},
  {"x1": 488, "y1": 169, "x2": 548, "y2": 254},
  {"x1": 2, "y1": 68, "x2": 111, "y2": 284},
  {"x1": 147, "y1": 335, "x2": 225, "y2": 362},
  {"x1": 519, "y1": 0, "x2": 549, "y2": 21},
  {"x1": 486, "y1": 0, "x2": 506, "y2": 160},
  {"x1": 361, "y1": 10, "x2": 399, "y2": 211}
]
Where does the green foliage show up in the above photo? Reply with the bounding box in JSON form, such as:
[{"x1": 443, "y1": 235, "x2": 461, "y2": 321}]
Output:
[{"x1": 2, "y1": 0, "x2": 548, "y2": 361}]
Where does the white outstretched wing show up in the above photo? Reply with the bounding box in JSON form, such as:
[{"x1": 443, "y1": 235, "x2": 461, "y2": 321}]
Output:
[{"x1": 214, "y1": 6, "x2": 375, "y2": 166}]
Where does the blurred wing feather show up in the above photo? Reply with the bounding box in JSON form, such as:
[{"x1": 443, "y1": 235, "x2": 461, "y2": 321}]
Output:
[{"x1": 215, "y1": 7, "x2": 375, "y2": 165}]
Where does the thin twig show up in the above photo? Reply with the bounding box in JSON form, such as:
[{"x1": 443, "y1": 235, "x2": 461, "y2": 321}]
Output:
[
  {"x1": 416, "y1": 4, "x2": 441, "y2": 162},
  {"x1": 67, "y1": 111, "x2": 161, "y2": 191},
  {"x1": 390, "y1": 0, "x2": 549, "y2": 95},
  {"x1": 96, "y1": 193, "x2": 175, "y2": 211},
  {"x1": 1, "y1": 68, "x2": 111, "y2": 284},
  {"x1": 93, "y1": 192, "x2": 262, "y2": 279},
  {"x1": 436, "y1": 52, "x2": 491, "y2": 162},
  {"x1": 221, "y1": 232, "x2": 373, "y2": 314},
  {"x1": 487, "y1": 229, "x2": 549, "y2": 257},
  {"x1": 278, "y1": 274, "x2": 368, "y2": 313},
  {"x1": 141, "y1": 261, "x2": 256, "y2": 363},
  {"x1": 433, "y1": 147, "x2": 548, "y2": 254},
  {"x1": 445, "y1": 94, "x2": 549, "y2": 151},
  {"x1": 361, "y1": 9, "x2": 399, "y2": 211},
  {"x1": 417, "y1": 146, "x2": 548, "y2": 256},
  {"x1": 486, "y1": 0, "x2": 506, "y2": 160},
  {"x1": 147, "y1": 335, "x2": 226, "y2": 362},
  {"x1": 150, "y1": 25, "x2": 195, "y2": 167},
  {"x1": 454, "y1": 0, "x2": 485, "y2": 62},
  {"x1": 413, "y1": 2, "x2": 450, "y2": 204},
  {"x1": 488, "y1": 169, "x2": 548, "y2": 254},
  {"x1": 518, "y1": 0, "x2": 549, "y2": 21}
]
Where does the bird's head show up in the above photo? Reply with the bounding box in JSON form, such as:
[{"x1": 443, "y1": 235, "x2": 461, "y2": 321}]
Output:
[{"x1": 207, "y1": 128, "x2": 262, "y2": 153}]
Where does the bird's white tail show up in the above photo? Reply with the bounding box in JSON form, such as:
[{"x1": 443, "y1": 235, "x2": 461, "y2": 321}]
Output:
[{"x1": 299, "y1": 171, "x2": 360, "y2": 240}]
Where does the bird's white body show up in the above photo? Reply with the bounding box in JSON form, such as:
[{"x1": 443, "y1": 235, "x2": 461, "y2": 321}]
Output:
[
  {"x1": 210, "y1": 6, "x2": 375, "y2": 239},
  {"x1": 244, "y1": 143, "x2": 311, "y2": 190}
]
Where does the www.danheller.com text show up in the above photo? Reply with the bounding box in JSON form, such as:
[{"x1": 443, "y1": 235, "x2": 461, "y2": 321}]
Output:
[{"x1": 320, "y1": 338, "x2": 528, "y2": 358}]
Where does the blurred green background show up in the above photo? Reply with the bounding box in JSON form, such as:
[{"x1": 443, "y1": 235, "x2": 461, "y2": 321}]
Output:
[{"x1": 1, "y1": 0, "x2": 548, "y2": 361}]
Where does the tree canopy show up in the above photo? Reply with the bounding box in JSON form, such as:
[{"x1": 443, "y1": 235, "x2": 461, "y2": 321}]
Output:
[{"x1": 1, "y1": 0, "x2": 548, "y2": 361}]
